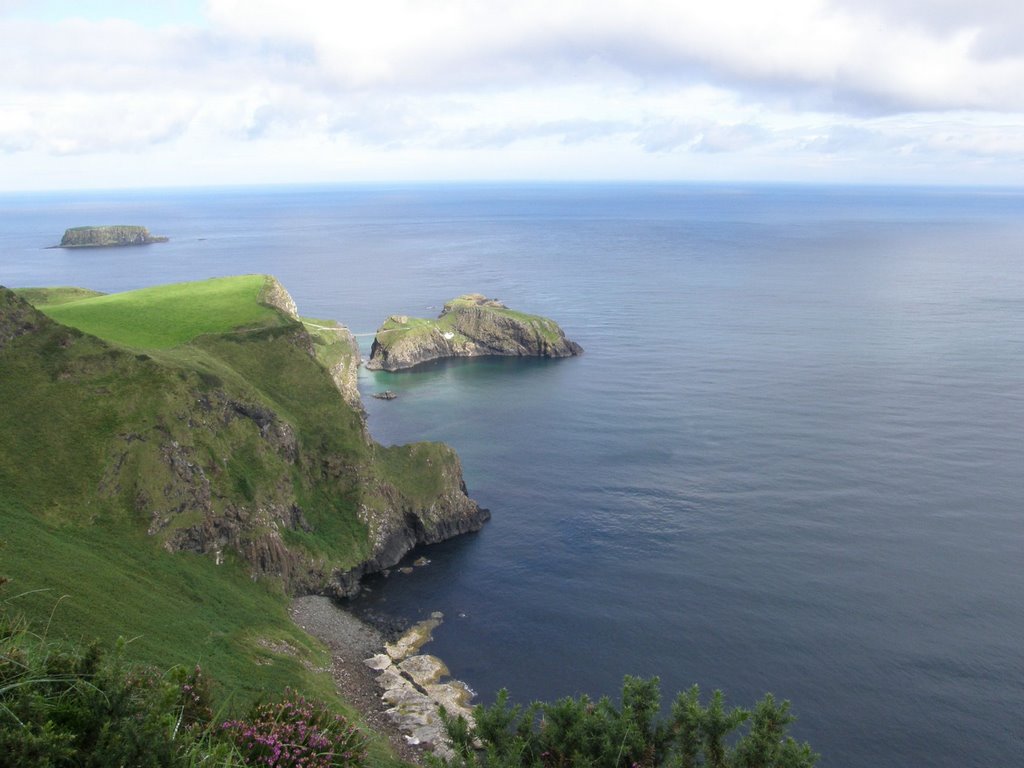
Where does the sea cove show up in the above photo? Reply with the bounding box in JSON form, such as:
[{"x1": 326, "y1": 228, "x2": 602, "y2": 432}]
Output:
[{"x1": 2, "y1": 183, "x2": 1023, "y2": 767}]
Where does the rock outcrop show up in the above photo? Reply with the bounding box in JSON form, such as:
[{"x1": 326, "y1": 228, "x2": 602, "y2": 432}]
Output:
[
  {"x1": 332, "y1": 451, "x2": 490, "y2": 598},
  {"x1": 59, "y1": 225, "x2": 169, "y2": 248},
  {"x1": 366, "y1": 294, "x2": 582, "y2": 371},
  {"x1": 324, "y1": 326, "x2": 363, "y2": 410},
  {"x1": 258, "y1": 276, "x2": 300, "y2": 320},
  {"x1": 0, "y1": 287, "x2": 47, "y2": 349},
  {"x1": 367, "y1": 613, "x2": 476, "y2": 757}
]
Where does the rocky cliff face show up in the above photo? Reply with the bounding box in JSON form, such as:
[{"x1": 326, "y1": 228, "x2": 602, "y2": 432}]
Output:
[
  {"x1": 135, "y1": 391, "x2": 489, "y2": 597},
  {"x1": 258, "y1": 276, "x2": 300, "y2": 320},
  {"x1": 0, "y1": 287, "x2": 45, "y2": 348},
  {"x1": 59, "y1": 225, "x2": 168, "y2": 247},
  {"x1": 366, "y1": 294, "x2": 583, "y2": 371},
  {"x1": 0, "y1": 285, "x2": 488, "y2": 598},
  {"x1": 323, "y1": 325, "x2": 363, "y2": 410},
  {"x1": 332, "y1": 452, "x2": 490, "y2": 596}
]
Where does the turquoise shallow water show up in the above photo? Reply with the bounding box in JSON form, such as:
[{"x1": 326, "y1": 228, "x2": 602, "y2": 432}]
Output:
[{"x1": 2, "y1": 183, "x2": 1023, "y2": 766}]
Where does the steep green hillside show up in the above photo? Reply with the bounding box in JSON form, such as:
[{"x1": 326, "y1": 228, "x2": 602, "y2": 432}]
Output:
[
  {"x1": 2, "y1": 502, "x2": 339, "y2": 712},
  {"x1": 0, "y1": 277, "x2": 486, "y2": 743}
]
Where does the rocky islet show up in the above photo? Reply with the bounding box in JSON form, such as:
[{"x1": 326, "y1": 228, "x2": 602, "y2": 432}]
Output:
[
  {"x1": 58, "y1": 225, "x2": 169, "y2": 247},
  {"x1": 366, "y1": 293, "x2": 582, "y2": 371}
]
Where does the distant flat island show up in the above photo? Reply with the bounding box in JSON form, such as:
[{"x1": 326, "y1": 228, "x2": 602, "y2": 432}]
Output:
[{"x1": 58, "y1": 225, "x2": 168, "y2": 248}]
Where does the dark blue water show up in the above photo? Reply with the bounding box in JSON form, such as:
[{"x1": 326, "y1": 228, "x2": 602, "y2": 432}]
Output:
[{"x1": 2, "y1": 184, "x2": 1023, "y2": 767}]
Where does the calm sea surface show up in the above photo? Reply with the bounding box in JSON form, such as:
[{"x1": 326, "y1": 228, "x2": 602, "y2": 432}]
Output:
[{"x1": 2, "y1": 184, "x2": 1023, "y2": 767}]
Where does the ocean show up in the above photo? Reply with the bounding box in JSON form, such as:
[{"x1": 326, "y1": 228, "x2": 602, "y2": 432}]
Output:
[{"x1": 2, "y1": 183, "x2": 1022, "y2": 767}]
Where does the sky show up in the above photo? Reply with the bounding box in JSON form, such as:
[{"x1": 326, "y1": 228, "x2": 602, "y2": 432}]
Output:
[{"x1": 2, "y1": 0, "x2": 1024, "y2": 190}]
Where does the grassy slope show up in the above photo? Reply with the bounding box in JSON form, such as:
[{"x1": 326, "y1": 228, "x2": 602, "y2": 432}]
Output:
[
  {"x1": 38, "y1": 275, "x2": 288, "y2": 349},
  {"x1": 14, "y1": 276, "x2": 462, "y2": 561},
  {"x1": 187, "y1": 328, "x2": 373, "y2": 566},
  {"x1": 2, "y1": 501, "x2": 335, "y2": 708},
  {"x1": 0, "y1": 303, "x2": 336, "y2": 704},
  {"x1": 1, "y1": 501, "x2": 404, "y2": 768},
  {"x1": 444, "y1": 296, "x2": 564, "y2": 341},
  {"x1": 303, "y1": 318, "x2": 348, "y2": 366},
  {"x1": 0, "y1": 278, "x2": 428, "y2": 766},
  {"x1": 374, "y1": 315, "x2": 450, "y2": 351},
  {"x1": 13, "y1": 286, "x2": 106, "y2": 306}
]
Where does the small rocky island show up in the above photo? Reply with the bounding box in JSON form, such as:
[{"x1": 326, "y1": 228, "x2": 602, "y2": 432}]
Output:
[
  {"x1": 366, "y1": 294, "x2": 583, "y2": 371},
  {"x1": 58, "y1": 225, "x2": 168, "y2": 248}
]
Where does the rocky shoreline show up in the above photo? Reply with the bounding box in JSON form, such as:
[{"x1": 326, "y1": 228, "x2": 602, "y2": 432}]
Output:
[{"x1": 291, "y1": 595, "x2": 473, "y2": 764}]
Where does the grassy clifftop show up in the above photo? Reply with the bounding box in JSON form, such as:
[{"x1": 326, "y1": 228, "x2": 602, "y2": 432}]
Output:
[
  {"x1": 31, "y1": 274, "x2": 292, "y2": 348},
  {"x1": 0, "y1": 276, "x2": 485, "y2": 726}
]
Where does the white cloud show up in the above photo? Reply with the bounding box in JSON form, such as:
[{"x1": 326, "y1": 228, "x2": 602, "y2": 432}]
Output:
[
  {"x1": 2, "y1": 1, "x2": 1024, "y2": 188},
  {"x1": 204, "y1": 0, "x2": 1024, "y2": 112}
]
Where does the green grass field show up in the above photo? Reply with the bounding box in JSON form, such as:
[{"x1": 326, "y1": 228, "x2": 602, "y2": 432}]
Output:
[{"x1": 36, "y1": 275, "x2": 289, "y2": 349}]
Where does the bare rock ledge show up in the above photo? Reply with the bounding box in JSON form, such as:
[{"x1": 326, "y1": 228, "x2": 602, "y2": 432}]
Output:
[{"x1": 364, "y1": 612, "x2": 475, "y2": 758}]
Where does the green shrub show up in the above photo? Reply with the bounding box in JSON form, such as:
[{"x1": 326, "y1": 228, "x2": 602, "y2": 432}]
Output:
[
  {"x1": 0, "y1": 614, "x2": 185, "y2": 766},
  {"x1": 221, "y1": 690, "x2": 367, "y2": 768},
  {"x1": 0, "y1": 599, "x2": 367, "y2": 768},
  {"x1": 436, "y1": 676, "x2": 817, "y2": 768}
]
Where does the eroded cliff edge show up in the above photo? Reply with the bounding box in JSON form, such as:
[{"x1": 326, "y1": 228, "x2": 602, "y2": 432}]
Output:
[
  {"x1": 366, "y1": 293, "x2": 582, "y2": 371},
  {"x1": 1, "y1": 279, "x2": 488, "y2": 599}
]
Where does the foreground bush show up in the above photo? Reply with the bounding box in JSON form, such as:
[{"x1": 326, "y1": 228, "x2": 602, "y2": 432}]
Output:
[
  {"x1": 1, "y1": 610, "x2": 184, "y2": 766},
  {"x1": 2, "y1": 580, "x2": 814, "y2": 768},
  {"x1": 0, "y1": 601, "x2": 365, "y2": 767},
  {"x1": 222, "y1": 691, "x2": 366, "y2": 768},
  {"x1": 437, "y1": 676, "x2": 818, "y2": 768}
]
